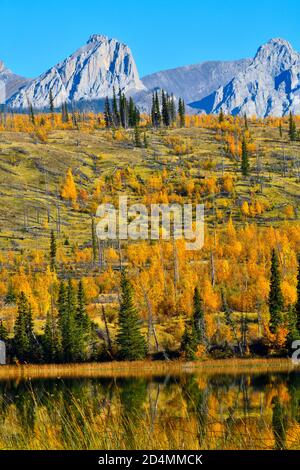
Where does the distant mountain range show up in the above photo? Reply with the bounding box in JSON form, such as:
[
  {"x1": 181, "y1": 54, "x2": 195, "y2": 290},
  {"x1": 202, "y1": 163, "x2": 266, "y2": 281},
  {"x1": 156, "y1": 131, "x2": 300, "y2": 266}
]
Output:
[{"x1": 2, "y1": 35, "x2": 300, "y2": 117}]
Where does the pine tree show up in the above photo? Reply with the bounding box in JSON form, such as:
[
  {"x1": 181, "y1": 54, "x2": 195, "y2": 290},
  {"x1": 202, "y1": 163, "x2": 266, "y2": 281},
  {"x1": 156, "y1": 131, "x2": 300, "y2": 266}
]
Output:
[
  {"x1": 116, "y1": 271, "x2": 146, "y2": 361},
  {"x1": 50, "y1": 230, "x2": 56, "y2": 272},
  {"x1": 112, "y1": 87, "x2": 120, "y2": 127},
  {"x1": 134, "y1": 126, "x2": 142, "y2": 147},
  {"x1": 218, "y1": 108, "x2": 224, "y2": 123},
  {"x1": 244, "y1": 114, "x2": 248, "y2": 130},
  {"x1": 29, "y1": 104, "x2": 35, "y2": 125},
  {"x1": 178, "y1": 98, "x2": 186, "y2": 128},
  {"x1": 181, "y1": 287, "x2": 206, "y2": 359},
  {"x1": 58, "y1": 281, "x2": 76, "y2": 362},
  {"x1": 5, "y1": 282, "x2": 16, "y2": 304},
  {"x1": 241, "y1": 137, "x2": 250, "y2": 176},
  {"x1": 104, "y1": 97, "x2": 113, "y2": 128},
  {"x1": 43, "y1": 311, "x2": 59, "y2": 362},
  {"x1": 151, "y1": 91, "x2": 161, "y2": 127},
  {"x1": 76, "y1": 280, "x2": 90, "y2": 332},
  {"x1": 169, "y1": 94, "x2": 176, "y2": 124},
  {"x1": 192, "y1": 287, "x2": 206, "y2": 344},
  {"x1": 14, "y1": 292, "x2": 37, "y2": 362},
  {"x1": 161, "y1": 90, "x2": 170, "y2": 127},
  {"x1": 268, "y1": 249, "x2": 284, "y2": 334},
  {"x1": 289, "y1": 112, "x2": 297, "y2": 142},
  {"x1": 279, "y1": 121, "x2": 283, "y2": 138},
  {"x1": 49, "y1": 89, "x2": 54, "y2": 114},
  {"x1": 0, "y1": 320, "x2": 8, "y2": 341},
  {"x1": 143, "y1": 132, "x2": 148, "y2": 148},
  {"x1": 61, "y1": 102, "x2": 69, "y2": 123}
]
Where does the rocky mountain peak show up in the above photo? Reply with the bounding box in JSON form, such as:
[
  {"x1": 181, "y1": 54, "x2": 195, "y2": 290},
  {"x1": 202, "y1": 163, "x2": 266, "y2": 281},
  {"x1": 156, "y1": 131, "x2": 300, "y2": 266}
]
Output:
[{"x1": 253, "y1": 38, "x2": 299, "y2": 71}]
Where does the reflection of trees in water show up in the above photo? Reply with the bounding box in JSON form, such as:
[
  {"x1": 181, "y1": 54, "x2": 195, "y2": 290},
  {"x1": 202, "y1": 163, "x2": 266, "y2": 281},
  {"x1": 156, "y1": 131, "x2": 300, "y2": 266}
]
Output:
[
  {"x1": 272, "y1": 395, "x2": 288, "y2": 450},
  {"x1": 181, "y1": 375, "x2": 208, "y2": 447},
  {"x1": 0, "y1": 372, "x2": 300, "y2": 449}
]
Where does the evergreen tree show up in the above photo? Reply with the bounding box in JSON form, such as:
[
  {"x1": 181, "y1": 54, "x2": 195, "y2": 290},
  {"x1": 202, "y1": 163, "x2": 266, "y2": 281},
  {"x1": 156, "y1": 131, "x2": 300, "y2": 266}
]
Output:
[
  {"x1": 112, "y1": 87, "x2": 120, "y2": 127},
  {"x1": 218, "y1": 108, "x2": 224, "y2": 123},
  {"x1": 178, "y1": 98, "x2": 186, "y2": 127},
  {"x1": 104, "y1": 97, "x2": 113, "y2": 128},
  {"x1": 50, "y1": 230, "x2": 56, "y2": 272},
  {"x1": 181, "y1": 287, "x2": 206, "y2": 360},
  {"x1": 76, "y1": 280, "x2": 90, "y2": 333},
  {"x1": 244, "y1": 113, "x2": 248, "y2": 130},
  {"x1": 43, "y1": 311, "x2": 59, "y2": 362},
  {"x1": 29, "y1": 104, "x2": 35, "y2": 125},
  {"x1": 151, "y1": 91, "x2": 161, "y2": 127},
  {"x1": 169, "y1": 94, "x2": 176, "y2": 124},
  {"x1": 143, "y1": 132, "x2": 148, "y2": 148},
  {"x1": 14, "y1": 292, "x2": 37, "y2": 362},
  {"x1": 241, "y1": 137, "x2": 250, "y2": 176},
  {"x1": 268, "y1": 249, "x2": 284, "y2": 334},
  {"x1": 49, "y1": 89, "x2": 54, "y2": 114},
  {"x1": 192, "y1": 287, "x2": 206, "y2": 344},
  {"x1": 116, "y1": 271, "x2": 146, "y2": 360},
  {"x1": 5, "y1": 282, "x2": 16, "y2": 304},
  {"x1": 134, "y1": 126, "x2": 142, "y2": 147},
  {"x1": 161, "y1": 90, "x2": 170, "y2": 127},
  {"x1": 0, "y1": 320, "x2": 8, "y2": 341},
  {"x1": 289, "y1": 112, "x2": 297, "y2": 142},
  {"x1": 279, "y1": 121, "x2": 283, "y2": 138},
  {"x1": 119, "y1": 90, "x2": 128, "y2": 128},
  {"x1": 58, "y1": 281, "x2": 76, "y2": 362},
  {"x1": 61, "y1": 102, "x2": 69, "y2": 123}
]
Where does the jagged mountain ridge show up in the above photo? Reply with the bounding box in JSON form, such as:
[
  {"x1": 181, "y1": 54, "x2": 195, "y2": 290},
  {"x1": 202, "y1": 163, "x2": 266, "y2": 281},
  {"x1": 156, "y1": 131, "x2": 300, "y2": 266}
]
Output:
[
  {"x1": 5, "y1": 36, "x2": 300, "y2": 117},
  {"x1": 0, "y1": 61, "x2": 30, "y2": 103},
  {"x1": 192, "y1": 38, "x2": 300, "y2": 117},
  {"x1": 7, "y1": 35, "x2": 146, "y2": 110},
  {"x1": 141, "y1": 59, "x2": 251, "y2": 104}
]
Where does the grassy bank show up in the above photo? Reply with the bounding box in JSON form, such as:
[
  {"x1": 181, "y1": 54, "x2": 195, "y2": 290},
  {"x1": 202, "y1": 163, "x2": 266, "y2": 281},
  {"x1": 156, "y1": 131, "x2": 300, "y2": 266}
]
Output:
[{"x1": 0, "y1": 358, "x2": 299, "y2": 380}]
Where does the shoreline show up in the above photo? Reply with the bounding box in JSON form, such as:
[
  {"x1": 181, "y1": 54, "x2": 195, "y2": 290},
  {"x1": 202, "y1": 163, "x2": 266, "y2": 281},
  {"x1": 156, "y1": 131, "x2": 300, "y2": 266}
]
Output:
[{"x1": 0, "y1": 358, "x2": 299, "y2": 380}]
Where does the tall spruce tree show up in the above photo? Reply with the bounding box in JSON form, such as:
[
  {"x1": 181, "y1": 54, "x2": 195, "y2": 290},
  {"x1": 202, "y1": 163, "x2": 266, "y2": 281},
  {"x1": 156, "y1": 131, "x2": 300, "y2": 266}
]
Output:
[
  {"x1": 161, "y1": 90, "x2": 170, "y2": 127},
  {"x1": 58, "y1": 281, "x2": 76, "y2": 362},
  {"x1": 112, "y1": 87, "x2": 120, "y2": 127},
  {"x1": 268, "y1": 249, "x2": 284, "y2": 334},
  {"x1": 14, "y1": 292, "x2": 37, "y2": 362},
  {"x1": 49, "y1": 89, "x2": 54, "y2": 114},
  {"x1": 116, "y1": 271, "x2": 146, "y2": 360},
  {"x1": 178, "y1": 98, "x2": 186, "y2": 128},
  {"x1": 289, "y1": 112, "x2": 297, "y2": 142},
  {"x1": 43, "y1": 311, "x2": 59, "y2": 363},
  {"x1": 104, "y1": 97, "x2": 113, "y2": 128},
  {"x1": 219, "y1": 108, "x2": 224, "y2": 123},
  {"x1": 241, "y1": 137, "x2": 250, "y2": 176},
  {"x1": 181, "y1": 287, "x2": 206, "y2": 360}
]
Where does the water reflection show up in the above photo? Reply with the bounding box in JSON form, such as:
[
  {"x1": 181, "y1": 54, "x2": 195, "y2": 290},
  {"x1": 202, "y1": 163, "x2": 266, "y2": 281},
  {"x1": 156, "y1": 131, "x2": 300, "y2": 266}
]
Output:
[{"x1": 0, "y1": 372, "x2": 300, "y2": 450}]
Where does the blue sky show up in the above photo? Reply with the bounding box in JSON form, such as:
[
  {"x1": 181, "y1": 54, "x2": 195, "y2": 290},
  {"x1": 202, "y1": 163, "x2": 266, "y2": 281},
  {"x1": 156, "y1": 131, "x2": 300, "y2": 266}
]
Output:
[{"x1": 0, "y1": 0, "x2": 299, "y2": 78}]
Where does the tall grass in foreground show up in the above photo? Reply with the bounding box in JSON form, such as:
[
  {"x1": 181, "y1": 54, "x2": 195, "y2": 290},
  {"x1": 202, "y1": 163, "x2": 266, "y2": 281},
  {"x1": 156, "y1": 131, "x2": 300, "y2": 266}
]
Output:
[{"x1": 1, "y1": 370, "x2": 300, "y2": 450}]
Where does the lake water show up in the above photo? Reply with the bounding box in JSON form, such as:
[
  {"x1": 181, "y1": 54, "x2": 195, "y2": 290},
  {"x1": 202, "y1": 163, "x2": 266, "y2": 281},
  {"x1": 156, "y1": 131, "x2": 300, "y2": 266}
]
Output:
[{"x1": 1, "y1": 370, "x2": 300, "y2": 450}]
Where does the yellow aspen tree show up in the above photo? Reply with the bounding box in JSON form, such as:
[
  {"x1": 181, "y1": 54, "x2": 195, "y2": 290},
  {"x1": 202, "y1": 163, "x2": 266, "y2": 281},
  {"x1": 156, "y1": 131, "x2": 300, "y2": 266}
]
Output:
[{"x1": 61, "y1": 168, "x2": 77, "y2": 203}]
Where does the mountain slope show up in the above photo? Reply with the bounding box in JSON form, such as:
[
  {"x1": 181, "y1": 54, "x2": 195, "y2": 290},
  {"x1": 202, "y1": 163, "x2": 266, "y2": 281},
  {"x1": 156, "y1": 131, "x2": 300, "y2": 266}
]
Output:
[
  {"x1": 142, "y1": 59, "x2": 251, "y2": 104},
  {"x1": 7, "y1": 35, "x2": 145, "y2": 110},
  {"x1": 0, "y1": 61, "x2": 30, "y2": 103},
  {"x1": 193, "y1": 38, "x2": 300, "y2": 117}
]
